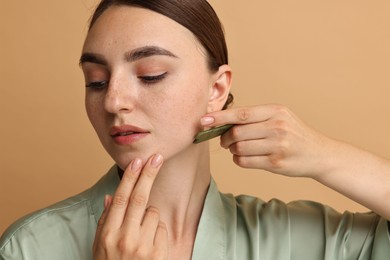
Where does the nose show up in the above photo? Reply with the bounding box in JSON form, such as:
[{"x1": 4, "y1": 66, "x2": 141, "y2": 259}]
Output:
[{"x1": 104, "y1": 77, "x2": 136, "y2": 114}]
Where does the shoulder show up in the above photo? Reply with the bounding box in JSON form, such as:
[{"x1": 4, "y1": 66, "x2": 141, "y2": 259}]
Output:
[
  {"x1": 220, "y1": 192, "x2": 380, "y2": 230},
  {"x1": 2, "y1": 188, "x2": 92, "y2": 233},
  {"x1": 219, "y1": 192, "x2": 389, "y2": 259},
  {"x1": 0, "y1": 188, "x2": 94, "y2": 251},
  {"x1": 220, "y1": 191, "x2": 376, "y2": 220},
  {"x1": 219, "y1": 192, "x2": 292, "y2": 231},
  {"x1": 0, "y1": 165, "x2": 120, "y2": 259},
  {"x1": 220, "y1": 191, "x2": 290, "y2": 218}
]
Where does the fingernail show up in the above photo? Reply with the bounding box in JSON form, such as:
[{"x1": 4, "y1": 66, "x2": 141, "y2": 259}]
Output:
[
  {"x1": 131, "y1": 158, "x2": 142, "y2": 171},
  {"x1": 104, "y1": 195, "x2": 110, "y2": 208},
  {"x1": 151, "y1": 154, "x2": 163, "y2": 168},
  {"x1": 201, "y1": 116, "x2": 215, "y2": 126}
]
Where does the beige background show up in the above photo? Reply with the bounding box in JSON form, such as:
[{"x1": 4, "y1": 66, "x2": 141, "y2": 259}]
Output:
[{"x1": 1, "y1": 0, "x2": 390, "y2": 235}]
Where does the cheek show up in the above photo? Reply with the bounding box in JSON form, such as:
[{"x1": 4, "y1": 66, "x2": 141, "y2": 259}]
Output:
[
  {"x1": 85, "y1": 94, "x2": 103, "y2": 131},
  {"x1": 165, "y1": 82, "x2": 209, "y2": 129}
]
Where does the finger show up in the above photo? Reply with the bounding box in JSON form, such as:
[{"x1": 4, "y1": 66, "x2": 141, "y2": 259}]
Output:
[
  {"x1": 103, "y1": 158, "x2": 143, "y2": 229},
  {"x1": 140, "y1": 207, "x2": 161, "y2": 246},
  {"x1": 220, "y1": 123, "x2": 270, "y2": 148},
  {"x1": 228, "y1": 139, "x2": 275, "y2": 157},
  {"x1": 233, "y1": 154, "x2": 285, "y2": 172},
  {"x1": 93, "y1": 195, "x2": 112, "y2": 251},
  {"x1": 154, "y1": 221, "x2": 168, "y2": 258},
  {"x1": 201, "y1": 105, "x2": 276, "y2": 128},
  {"x1": 122, "y1": 154, "x2": 163, "y2": 229}
]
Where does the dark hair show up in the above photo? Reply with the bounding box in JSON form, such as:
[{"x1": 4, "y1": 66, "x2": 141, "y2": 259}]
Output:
[{"x1": 88, "y1": 0, "x2": 233, "y2": 109}]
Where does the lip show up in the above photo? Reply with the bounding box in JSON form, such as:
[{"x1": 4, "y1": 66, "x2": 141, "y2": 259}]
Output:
[{"x1": 110, "y1": 125, "x2": 150, "y2": 145}]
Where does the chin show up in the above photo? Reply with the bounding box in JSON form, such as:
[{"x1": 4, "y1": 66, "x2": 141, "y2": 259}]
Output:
[
  {"x1": 107, "y1": 136, "x2": 197, "y2": 170},
  {"x1": 110, "y1": 150, "x2": 157, "y2": 171}
]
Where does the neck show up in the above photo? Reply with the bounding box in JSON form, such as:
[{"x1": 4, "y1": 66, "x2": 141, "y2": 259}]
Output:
[{"x1": 148, "y1": 143, "x2": 211, "y2": 243}]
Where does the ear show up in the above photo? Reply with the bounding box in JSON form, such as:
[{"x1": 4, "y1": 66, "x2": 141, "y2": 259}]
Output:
[{"x1": 207, "y1": 64, "x2": 232, "y2": 113}]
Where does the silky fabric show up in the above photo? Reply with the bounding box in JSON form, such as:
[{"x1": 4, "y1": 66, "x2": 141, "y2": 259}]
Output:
[{"x1": 1, "y1": 166, "x2": 389, "y2": 259}]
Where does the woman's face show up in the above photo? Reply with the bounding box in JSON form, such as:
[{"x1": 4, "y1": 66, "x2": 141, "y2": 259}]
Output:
[{"x1": 81, "y1": 6, "x2": 217, "y2": 169}]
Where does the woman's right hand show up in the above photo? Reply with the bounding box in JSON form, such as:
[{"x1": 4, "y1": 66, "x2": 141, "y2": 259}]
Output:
[{"x1": 93, "y1": 154, "x2": 168, "y2": 260}]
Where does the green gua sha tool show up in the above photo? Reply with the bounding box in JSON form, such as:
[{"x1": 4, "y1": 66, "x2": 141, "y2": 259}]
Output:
[{"x1": 193, "y1": 124, "x2": 234, "y2": 144}]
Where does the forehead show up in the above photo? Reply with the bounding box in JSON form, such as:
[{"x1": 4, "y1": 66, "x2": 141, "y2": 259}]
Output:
[{"x1": 83, "y1": 5, "x2": 203, "y2": 56}]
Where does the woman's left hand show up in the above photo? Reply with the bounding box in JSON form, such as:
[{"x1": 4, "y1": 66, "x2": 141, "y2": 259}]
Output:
[
  {"x1": 201, "y1": 104, "x2": 390, "y2": 219},
  {"x1": 201, "y1": 104, "x2": 335, "y2": 179}
]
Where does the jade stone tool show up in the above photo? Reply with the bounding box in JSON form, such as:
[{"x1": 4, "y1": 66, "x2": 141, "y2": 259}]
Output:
[{"x1": 193, "y1": 124, "x2": 234, "y2": 144}]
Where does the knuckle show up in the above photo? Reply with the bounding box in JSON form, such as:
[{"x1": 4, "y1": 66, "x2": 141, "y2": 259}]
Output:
[
  {"x1": 274, "y1": 119, "x2": 288, "y2": 130},
  {"x1": 97, "y1": 231, "x2": 116, "y2": 250},
  {"x1": 117, "y1": 236, "x2": 134, "y2": 253},
  {"x1": 146, "y1": 207, "x2": 160, "y2": 220},
  {"x1": 268, "y1": 143, "x2": 289, "y2": 169},
  {"x1": 220, "y1": 137, "x2": 228, "y2": 149},
  {"x1": 272, "y1": 104, "x2": 289, "y2": 114},
  {"x1": 269, "y1": 144, "x2": 289, "y2": 167},
  {"x1": 158, "y1": 221, "x2": 167, "y2": 231},
  {"x1": 278, "y1": 139, "x2": 290, "y2": 154},
  {"x1": 144, "y1": 168, "x2": 157, "y2": 179},
  {"x1": 112, "y1": 193, "x2": 129, "y2": 207},
  {"x1": 268, "y1": 154, "x2": 284, "y2": 169},
  {"x1": 236, "y1": 108, "x2": 251, "y2": 122},
  {"x1": 230, "y1": 125, "x2": 242, "y2": 139},
  {"x1": 231, "y1": 142, "x2": 245, "y2": 155},
  {"x1": 135, "y1": 247, "x2": 150, "y2": 258},
  {"x1": 271, "y1": 120, "x2": 289, "y2": 138},
  {"x1": 122, "y1": 170, "x2": 138, "y2": 184},
  {"x1": 233, "y1": 155, "x2": 250, "y2": 168},
  {"x1": 130, "y1": 193, "x2": 148, "y2": 207}
]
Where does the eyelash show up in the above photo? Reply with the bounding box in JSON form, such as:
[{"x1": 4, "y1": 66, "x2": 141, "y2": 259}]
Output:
[
  {"x1": 86, "y1": 81, "x2": 108, "y2": 90},
  {"x1": 85, "y1": 72, "x2": 167, "y2": 89},
  {"x1": 138, "y1": 72, "x2": 167, "y2": 85}
]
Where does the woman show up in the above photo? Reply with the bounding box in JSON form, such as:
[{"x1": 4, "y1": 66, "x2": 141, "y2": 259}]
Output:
[{"x1": 1, "y1": 0, "x2": 389, "y2": 259}]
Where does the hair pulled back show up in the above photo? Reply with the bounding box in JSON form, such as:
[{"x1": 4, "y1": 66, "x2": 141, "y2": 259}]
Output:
[{"x1": 89, "y1": 0, "x2": 233, "y2": 108}]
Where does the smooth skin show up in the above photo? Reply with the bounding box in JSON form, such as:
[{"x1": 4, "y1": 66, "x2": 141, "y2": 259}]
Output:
[
  {"x1": 85, "y1": 5, "x2": 390, "y2": 260},
  {"x1": 83, "y1": 6, "x2": 232, "y2": 260}
]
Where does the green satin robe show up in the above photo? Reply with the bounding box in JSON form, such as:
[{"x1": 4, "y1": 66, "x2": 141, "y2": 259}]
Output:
[{"x1": 1, "y1": 166, "x2": 389, "y2": 259}]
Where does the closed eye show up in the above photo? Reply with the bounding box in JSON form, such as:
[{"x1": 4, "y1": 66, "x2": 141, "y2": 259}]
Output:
[
  {"x1": 138, "y1": 72, "x2": 167, "y2": 85},
  {"x1": 86, "y1": 80, "x2": 108, "y2": 89}
]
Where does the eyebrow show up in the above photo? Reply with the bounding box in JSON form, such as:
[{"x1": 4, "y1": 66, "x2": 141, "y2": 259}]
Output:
[
  {"x1": 79, "y1": 53, "x2": 106, "y2": 66},
  {"x1": 79, "y1": 46, "x2": 178, "y2": 66},
  {"x1": 125, "y1": 46, "x2": 178, "y2": 62}
]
